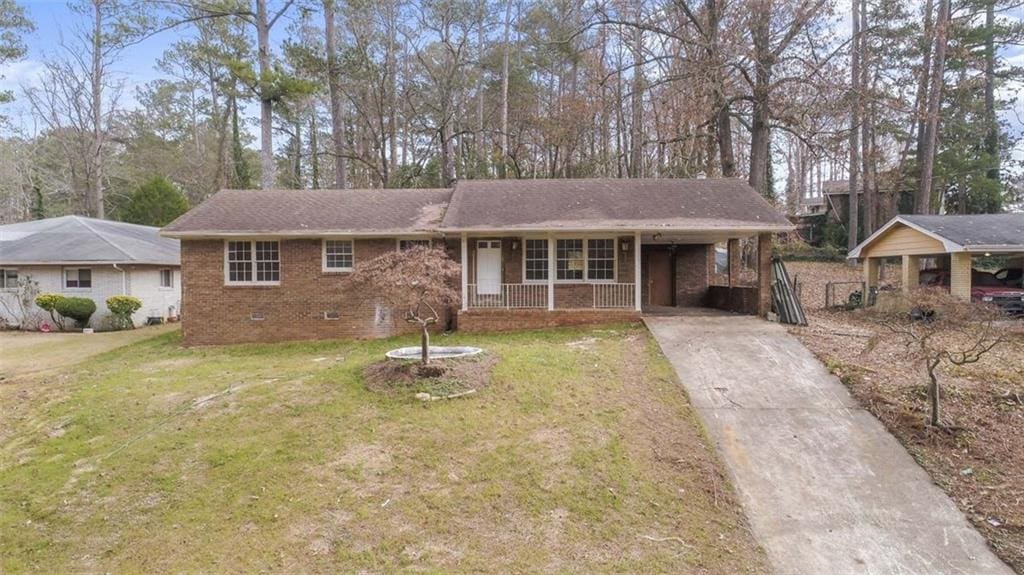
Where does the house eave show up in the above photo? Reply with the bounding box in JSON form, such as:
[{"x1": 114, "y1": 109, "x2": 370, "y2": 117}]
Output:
[
  {"x1": 160, "y1": 230, "x2": 443, "y2": 239},
  {"x1": 0, "y1": 260, "x2": 180, "y2": 266}
]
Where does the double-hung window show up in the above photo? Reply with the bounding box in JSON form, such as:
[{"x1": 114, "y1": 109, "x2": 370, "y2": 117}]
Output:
[
  {"x1": 556, "y1": 239, "x2": 585, "y2": 281},
  {"x1": 64, "y1": 268, "x2": 92, "y2": 289},
  {"x1": 159, "y1": 269, "x2": 174, "y2": 288},
  {"x1": 0, "y1": 268, "x2": 17, "y2": 289},
  {"x1": 524, "y1": 239, "x2": 548, "y2": 282},
  {"x1": 548, "y1": 238, "x2": 616, "y2": 282},
  {"x1": 226, "y1": 240, "x2": 280, "y2": 285},
  {"x1": 587, "y1": 239, "x2": 615, "y2": 281},
  {"x1": 323, "y1": 240, "x2": 354, "y2": 271}
]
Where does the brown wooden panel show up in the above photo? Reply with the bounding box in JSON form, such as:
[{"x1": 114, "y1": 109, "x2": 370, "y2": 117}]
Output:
[{"x1": 647, "y1": 250, "x2": 673, "y2": 306}]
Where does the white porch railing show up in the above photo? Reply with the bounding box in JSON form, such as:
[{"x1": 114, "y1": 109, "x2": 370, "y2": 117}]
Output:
[
  {"x1": 593, "y1": 283, "x2": 636, "y2": 308},
  {"x1": 466, "y1": 283, "x2": 636, "y2": 309},
  {"x1": 467, "y1": 283, "x2": 547, "y2": 308}
]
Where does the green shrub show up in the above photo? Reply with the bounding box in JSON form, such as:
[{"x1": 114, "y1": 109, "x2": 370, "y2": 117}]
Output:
[
  {"x1": 121, "y1": 176, "x2": 189, "y2": 227},
  {"x1": 35, "y1": 292, "x2": 67, "y2": 329},
  {"x1": 54, "y1": 296, "x2": 97, "y2": 328},
  {"x1": 35, "y1": 292, "x2": 64, "y2": 312},
  {"x1": 106, "y1": 295, "x2": 142, "y2": 329}
]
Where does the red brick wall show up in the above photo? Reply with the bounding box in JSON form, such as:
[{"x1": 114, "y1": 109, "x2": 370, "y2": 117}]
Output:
[
  {"x1": 458, "y1": 309, "x2": 641, "y2": 332},
  {"x1": 180, "y1": 238, "x2": 450, "y2": 346},
  {"x1": 675, "y1": 244, "x2": 710, "y2": 306}
]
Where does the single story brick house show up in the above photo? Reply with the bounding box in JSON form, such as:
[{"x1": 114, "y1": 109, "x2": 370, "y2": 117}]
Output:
[
  {"x1": 161, "y1": 179, "x2": 791, "y2": 345},
  {"x1": 0, "y1": 216, "x2": 181, "y2": 329}
]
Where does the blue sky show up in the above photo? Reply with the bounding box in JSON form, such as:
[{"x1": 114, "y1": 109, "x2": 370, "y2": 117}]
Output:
[{"x1": 1, "y1": 1, "x2": 1022, "y2": 179}]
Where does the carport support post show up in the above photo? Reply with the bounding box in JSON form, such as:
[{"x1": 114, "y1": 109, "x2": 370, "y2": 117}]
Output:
[
  {"x1": 547, "y1": 233, "x2": 555, "y2": 310},
  {"x1": 728, "y1": 238, "x2": 741, "y2": 287},
  {"x1": 460, "y1": 234, "x2": 468, "y2": 311},
  {"x1": 863, "y1": 257, "x2": 880, "y2": 291},
  {"x1": 950, "y1": 252, "x2": 972, "y2": 301},
  {"x1": 757, "y1": 233, "x2": 772, "y2": 316},
  {"x1": 901, "y1": 255, "x2": 920, "y2": 292},
  {"x1": 634, "y1": 231, "x2": 641, "y2": 311}
]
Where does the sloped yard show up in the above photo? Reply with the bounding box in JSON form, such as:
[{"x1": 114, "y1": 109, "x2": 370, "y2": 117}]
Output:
[
  {"x1": 0, "y1": 325, "x2": 766, "y2": 573},
  {"x1": 787, "y1": 261, "x2": 1024, "y2": 572}
]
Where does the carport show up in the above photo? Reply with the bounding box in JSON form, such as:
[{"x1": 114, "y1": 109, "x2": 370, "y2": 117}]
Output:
[{"x1": 849, "y1": 214, "x2": 1024, "y2": 302}]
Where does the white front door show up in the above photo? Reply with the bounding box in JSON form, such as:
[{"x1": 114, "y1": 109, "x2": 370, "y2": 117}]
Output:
[{"x1": 476, "y1": 240, "x2": 502, "y2": 295}]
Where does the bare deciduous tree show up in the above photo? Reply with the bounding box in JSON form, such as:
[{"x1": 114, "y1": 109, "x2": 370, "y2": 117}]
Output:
[
  {"x1": 349, "y1": 246, "x2": 461, "y2": 364},
  {"x1": 868, "y1": 289, "x2": 1010, "y2": 428}
]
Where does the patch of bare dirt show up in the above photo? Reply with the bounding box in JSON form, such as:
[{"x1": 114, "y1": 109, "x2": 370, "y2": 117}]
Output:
[
  {"x1": 787, "y1": 261, "x2": 1024, "y2": 571},
  {"x1": 362, "y1": 354, "x2": 497, "y2": 397}
]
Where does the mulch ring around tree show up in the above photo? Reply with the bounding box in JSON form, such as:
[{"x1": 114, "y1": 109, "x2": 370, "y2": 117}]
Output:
[{"x1": 363, "y1": 353, "x2": 497, "y2": 400}]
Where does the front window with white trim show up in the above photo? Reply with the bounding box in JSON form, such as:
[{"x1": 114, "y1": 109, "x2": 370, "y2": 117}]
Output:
[
  {"x1": 524, "y1": 239, "x2": 548, "y2": 281},
  {"x1": 587, "y1": 239, "x2": 615, "y2": 281},
  {"x1": 551, "y1": 238, "x2": 616, "y2": 282},
  {"x1": 0, "y1": 268, "x2": 17, "y2": 289},
  {"x1": 159, "y1": 269, "x2": 174, "y2": 288},
  {"x1": 323, "y1": 240, "x2": 354, "y2": 271},
  {"x1": 64, "y1": 268, "x2": 92, "y2": 289},
  {"x1": 226, "y1": 240, "x2": 280, "y2": 284},
  {"x1": 556, "y1": 239, "x2": 585, "y2": 281}
]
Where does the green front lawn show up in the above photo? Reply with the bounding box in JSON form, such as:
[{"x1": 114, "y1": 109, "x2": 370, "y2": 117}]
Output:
[{"x1": 0, "y1": 325, "x2": 765, "y2": 573}]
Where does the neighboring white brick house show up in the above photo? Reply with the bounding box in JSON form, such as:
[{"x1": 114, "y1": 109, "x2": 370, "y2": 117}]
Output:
[{"x1": 0, "y1": 216, "x2": 180, "y2": 329}]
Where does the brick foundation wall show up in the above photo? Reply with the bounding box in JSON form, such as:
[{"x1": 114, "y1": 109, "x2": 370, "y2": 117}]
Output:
[
  {"x1": 458, "y1": 309, "x2": 641, "y2": 333},
  {"x1": 180, "y1": 238, "x2": 451, "y2": 346}
]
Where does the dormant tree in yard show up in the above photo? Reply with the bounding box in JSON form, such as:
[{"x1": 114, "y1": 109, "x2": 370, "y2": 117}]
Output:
[
  {"x1": 349, "y1": 246, "x2": 460, "y2": 365},
  {"x1": 868, "y1": 289, "x2": 1010, "y2": 428}
]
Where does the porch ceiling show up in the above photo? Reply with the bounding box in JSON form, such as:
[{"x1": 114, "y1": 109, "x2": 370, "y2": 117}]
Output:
[
  {"x1": 641, "y1": 231, "x2": 757, "y2": 244},
  {"x1": 453, "y1": 230, "x2": 765, "y2": 244}
]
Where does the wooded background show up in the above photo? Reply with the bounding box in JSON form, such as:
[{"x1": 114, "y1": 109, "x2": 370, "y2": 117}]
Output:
[{"x1": 0, "y1": 0, "x2": 1020, "y2": 248}]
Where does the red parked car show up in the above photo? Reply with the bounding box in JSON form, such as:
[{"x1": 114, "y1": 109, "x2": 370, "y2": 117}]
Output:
[{"x1": 918, "y1": 268, "x2": 1024, "y2": 314}]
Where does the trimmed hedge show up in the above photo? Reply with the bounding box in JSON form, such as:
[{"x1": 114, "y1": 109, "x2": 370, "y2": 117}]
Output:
[
  {"x1": 54, "y1": 296, "x2": 97, "y2": 328},
  {"x1": 106, "y1": 295, "x2": 143, "y2": 329}
]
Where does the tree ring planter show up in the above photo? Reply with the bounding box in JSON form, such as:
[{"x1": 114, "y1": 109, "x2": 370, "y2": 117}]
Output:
[{"x1": 385, "y1": 346, "x2": 484, "y2": 361}]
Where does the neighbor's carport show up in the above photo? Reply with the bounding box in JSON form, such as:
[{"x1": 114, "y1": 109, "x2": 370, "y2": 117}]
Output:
[{"x1": 848, "y1": 214, "x2": 1024, "y2": 299}]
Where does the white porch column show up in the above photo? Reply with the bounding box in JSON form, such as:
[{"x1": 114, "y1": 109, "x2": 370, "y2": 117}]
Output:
[
  {"x1": 460, "y1": 234, "x2": 468, "y2": 311},
  {"x1": 633, "y1": 231, "x2": 642, "y2": 311},
  {"x1": 547, "y1": 234, "x2": 555, "y2": 310}
]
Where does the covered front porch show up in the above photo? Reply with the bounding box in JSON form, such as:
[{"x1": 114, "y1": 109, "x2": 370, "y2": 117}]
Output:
[{"x1": 453, "y1": 231, "x2": 773, "y2": 319}]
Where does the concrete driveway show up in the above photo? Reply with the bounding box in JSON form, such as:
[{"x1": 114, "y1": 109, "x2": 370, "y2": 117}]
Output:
[{"x1": 645, "y1": 313, "x2": 1012, "y2": 575}]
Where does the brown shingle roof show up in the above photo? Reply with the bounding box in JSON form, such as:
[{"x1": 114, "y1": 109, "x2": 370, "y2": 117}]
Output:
[
  {"x1": 440, "y1": 178, "x2": 791, "y2": 231},
  {"x1": 161, "y1": 188, "x2": 452, "y2": 237}
]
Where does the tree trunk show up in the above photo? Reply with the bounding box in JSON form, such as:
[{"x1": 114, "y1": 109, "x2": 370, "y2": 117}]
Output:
[
  {"x1": 421, "y1": 323, "x2": 430, "y2": 365},
  {"x1": 257, "y1": 0, "x2": 275, "y2": 190},
  {"x1": 497, "y1": 0, "x2": 509, "y2": 177},
  {"x1": 860, "y1": 0, "x2": 875, "y2": 234},
  {"x1": 984, "y1": 0, "x2": 999, "y2": 185},
  {"x1": 917, "y1": 0, "x2": 951, "y2": 214},
  {"x1": 324, "y1": 0, "x2": 348, "y2": 189},
  {"x1": 310, "y1": 112, "x2": 320, "y2": 189},
  {"x1": 90, "y1": 0, "x2": 105, "y2": 219},
  {"x1": 848, "y1": 0, "x2": 861, "y2": 252},
  {"x1": 629, "y1": 24, "x2": 645, "y2": 178},
  {"x1": 927, "y1": 358, "x2": 941, "y2": 426},
  {"x1": 387, "y1": 1, "x2": 399, "y2": 182},
  {"x1": 748, "y1": 13, "x2": 772, "y2": 197},
  {"x1": 914, "y1": 0, "x2": 935, "y2": 181}
]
